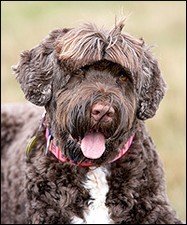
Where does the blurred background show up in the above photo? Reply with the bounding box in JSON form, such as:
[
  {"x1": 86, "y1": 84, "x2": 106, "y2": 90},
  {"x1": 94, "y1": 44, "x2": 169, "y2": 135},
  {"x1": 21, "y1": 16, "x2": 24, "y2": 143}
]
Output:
[{"x1": 1, "y1": 1, "x2": 186, "y2": 221}]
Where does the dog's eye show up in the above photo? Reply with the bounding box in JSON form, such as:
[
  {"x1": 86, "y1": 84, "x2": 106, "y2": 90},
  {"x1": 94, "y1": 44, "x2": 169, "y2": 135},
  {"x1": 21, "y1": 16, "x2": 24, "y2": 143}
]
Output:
[
  {"x1": 74, "y1": 69, "x2": 85, "y2": 79},
  {"x1": 118, "y1": 73, "x2": 128, "y2": 82},
  {"x1": 79, "y1": 71, "x2": 85, "y2": 78}
]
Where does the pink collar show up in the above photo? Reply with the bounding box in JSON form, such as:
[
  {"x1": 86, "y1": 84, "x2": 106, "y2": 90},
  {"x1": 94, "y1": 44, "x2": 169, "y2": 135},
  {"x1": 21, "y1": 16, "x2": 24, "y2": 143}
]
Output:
[{"x1": 45, "y1": 128, "x2": 134, "y2": 167}]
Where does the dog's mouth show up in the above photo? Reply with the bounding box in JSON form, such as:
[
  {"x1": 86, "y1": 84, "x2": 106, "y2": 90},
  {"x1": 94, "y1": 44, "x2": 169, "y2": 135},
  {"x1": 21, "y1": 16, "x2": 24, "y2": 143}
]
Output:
[
  {"x1": 62, "y1": 119, "x2": 132, "y2": 165},
  {"x1": 68, "y1": 119, "x2": 116, "y2": 160},
  {"x1": 80, "y1": 132, "x2": 106, "y2": 159}
]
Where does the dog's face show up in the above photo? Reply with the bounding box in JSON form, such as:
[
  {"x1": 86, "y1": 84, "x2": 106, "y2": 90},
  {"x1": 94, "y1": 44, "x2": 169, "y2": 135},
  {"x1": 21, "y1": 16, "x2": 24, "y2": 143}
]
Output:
[
  {"x1": 12, "y1": 22, "x2": 166, "y2": 166},
  {"x1": 47, "y1": 60, "x2": 136, "y2": 165}
]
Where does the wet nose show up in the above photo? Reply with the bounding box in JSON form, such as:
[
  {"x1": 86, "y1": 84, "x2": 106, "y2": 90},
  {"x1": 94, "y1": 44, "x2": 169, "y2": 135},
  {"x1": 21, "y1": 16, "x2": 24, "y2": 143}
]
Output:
[{"x1": 91, "y1": 103, "x2": 115, "y2": 123}]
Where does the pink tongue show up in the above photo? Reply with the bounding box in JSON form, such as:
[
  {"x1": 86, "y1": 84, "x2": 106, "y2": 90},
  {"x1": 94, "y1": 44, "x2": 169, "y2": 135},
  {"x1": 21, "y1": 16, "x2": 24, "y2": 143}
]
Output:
[{"x1": 80, "y1": 133, "x2": 105, "y2": 159}]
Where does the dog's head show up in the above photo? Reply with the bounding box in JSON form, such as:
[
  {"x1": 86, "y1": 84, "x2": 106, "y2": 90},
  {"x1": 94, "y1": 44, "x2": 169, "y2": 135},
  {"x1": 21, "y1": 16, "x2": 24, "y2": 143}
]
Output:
[{"x1": 13, "y1": 21, "x2": 166, "y2": 165}]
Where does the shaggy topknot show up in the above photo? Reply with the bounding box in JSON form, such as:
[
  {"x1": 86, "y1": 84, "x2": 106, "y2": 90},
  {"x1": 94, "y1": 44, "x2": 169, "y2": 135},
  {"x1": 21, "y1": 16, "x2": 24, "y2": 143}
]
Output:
[{"x1": 56, "y1": 21, "x2": 143, "y2": 71}]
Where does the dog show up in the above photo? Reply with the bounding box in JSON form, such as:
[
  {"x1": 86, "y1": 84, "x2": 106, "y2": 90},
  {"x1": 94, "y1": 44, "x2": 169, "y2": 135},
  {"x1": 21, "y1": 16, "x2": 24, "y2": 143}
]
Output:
[{"x1": 1, "y1": 20, "x2": 183, "y2": 224}]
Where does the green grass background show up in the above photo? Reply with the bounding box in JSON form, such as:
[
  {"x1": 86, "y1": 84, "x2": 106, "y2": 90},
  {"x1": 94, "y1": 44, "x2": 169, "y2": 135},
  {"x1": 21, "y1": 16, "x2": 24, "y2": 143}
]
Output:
[{"x1": 1, "y1": 1, "x2": 186, "y2": 221}]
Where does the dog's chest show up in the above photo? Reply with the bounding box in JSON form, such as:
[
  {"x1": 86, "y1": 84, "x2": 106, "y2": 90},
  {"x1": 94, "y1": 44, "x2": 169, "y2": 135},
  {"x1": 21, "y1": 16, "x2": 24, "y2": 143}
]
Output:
[{"x1": 72, "y1": 167, "x2": 113, "y2": 224}]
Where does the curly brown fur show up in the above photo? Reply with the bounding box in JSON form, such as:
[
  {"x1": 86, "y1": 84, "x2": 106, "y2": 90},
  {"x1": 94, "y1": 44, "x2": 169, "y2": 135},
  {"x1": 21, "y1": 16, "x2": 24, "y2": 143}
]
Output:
[{"x1": 1, "y1": 20, "x2": 183, "y2": 224}]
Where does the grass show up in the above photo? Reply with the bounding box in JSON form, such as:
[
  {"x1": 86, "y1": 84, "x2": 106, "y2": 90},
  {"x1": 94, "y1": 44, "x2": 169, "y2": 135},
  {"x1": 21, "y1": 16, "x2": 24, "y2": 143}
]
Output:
[{"x1": 1, "y1": 1, "x2": 186, "y2": 221}]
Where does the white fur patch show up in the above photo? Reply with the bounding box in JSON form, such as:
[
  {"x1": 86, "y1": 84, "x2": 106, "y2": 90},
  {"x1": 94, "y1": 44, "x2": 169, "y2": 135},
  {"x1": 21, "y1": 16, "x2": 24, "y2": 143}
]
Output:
[{"x1": 71, "y1": 167, "x2": 113, "y2": 224}]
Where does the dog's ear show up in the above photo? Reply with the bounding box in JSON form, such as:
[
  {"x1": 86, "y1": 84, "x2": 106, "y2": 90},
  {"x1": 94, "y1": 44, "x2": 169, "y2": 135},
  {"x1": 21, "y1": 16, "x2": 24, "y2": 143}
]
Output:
[
  {"x1": 12, "y1": 29, "x2": 69, "y2": 106},
  {"x1": 136, "y1": 47, "x2": 167, "y2": 120}
]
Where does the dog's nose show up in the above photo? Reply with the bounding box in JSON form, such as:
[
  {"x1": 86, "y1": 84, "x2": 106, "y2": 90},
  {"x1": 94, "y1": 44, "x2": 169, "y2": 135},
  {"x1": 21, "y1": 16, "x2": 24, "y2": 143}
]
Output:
[{"x1": 91, "y1": 103, "x2": 115, "y2": 123}]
